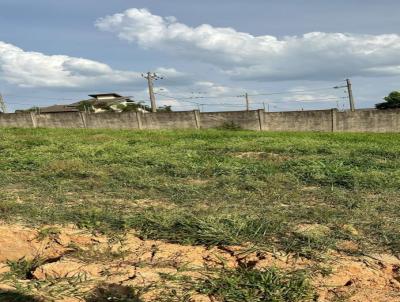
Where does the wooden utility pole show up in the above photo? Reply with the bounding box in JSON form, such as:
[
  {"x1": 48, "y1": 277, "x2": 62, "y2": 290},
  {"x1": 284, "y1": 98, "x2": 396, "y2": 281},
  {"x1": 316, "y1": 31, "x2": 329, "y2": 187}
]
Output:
[
  {"x1": 142, "y1": 72, "x2": 163, "y2": 112},
  {"x1": 245, "y1": 93, "x2": 250, "y2": 111},
  {"x1": 0, "y1": 94, "x2": 6, "y2": 113},
  {"x1": 346, "y1": 79, "x2": 355, "y2": 111}
]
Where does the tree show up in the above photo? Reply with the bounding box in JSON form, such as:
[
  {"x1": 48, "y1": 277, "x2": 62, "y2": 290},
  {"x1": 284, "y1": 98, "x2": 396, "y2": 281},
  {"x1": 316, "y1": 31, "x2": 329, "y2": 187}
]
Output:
[
  {"x1": 75, "y1": 100, "x2": 94, "y2": 112},
  {"x1": 376, "y1": 91, "x2": 400, "y2": 109},
  {"x1": 120, "y1": 102, "x2": 152, "y2": 112},
  {"x1": 157, "y1": 105, "x2": 172, "y2": 112}
]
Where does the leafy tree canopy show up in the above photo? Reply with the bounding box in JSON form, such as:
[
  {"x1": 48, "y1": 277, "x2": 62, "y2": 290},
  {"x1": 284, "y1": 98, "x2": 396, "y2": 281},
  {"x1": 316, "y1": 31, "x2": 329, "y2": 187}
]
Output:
[{"x1": 376, "y1": 91, "x2": 400, "y2": 109}]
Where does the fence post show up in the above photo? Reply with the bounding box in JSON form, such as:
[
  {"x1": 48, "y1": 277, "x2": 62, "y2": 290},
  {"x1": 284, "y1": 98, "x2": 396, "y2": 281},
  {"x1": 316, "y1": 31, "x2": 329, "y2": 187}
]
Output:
[
  {"x1": 79, "y1": 112, "x2": 87, "y2": 129},
  {"x1": 193, "y1": 110, "x2": 201, "y2": 129},
  {"x1": 136, "y1": 112, "x2": 143, "y2": 130},
  {"x1": 257, "y1": 109, "x2": 265, "y2": 131},
  {"x1": 29, "y1": 112, "x2": 37, "y2": 128},
  {"x1": 331, "y1": 109, "x2": 337, "y2": 132}
]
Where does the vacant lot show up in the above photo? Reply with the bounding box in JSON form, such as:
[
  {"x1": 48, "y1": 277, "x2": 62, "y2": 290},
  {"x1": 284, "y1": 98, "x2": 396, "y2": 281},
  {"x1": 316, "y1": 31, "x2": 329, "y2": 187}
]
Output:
[{"x1": 0, "y1": 128, "x2": 399, "y2": 301}]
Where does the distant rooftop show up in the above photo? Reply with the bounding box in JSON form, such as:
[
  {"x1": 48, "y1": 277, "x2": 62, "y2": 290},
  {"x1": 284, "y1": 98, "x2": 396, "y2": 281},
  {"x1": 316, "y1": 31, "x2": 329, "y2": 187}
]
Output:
[
  {"x1": 88, "y1": 93, "x2": 123, "y2": 99},
  {"x1": 38, "y1": 105, "x2": 79, "y2": 114}
]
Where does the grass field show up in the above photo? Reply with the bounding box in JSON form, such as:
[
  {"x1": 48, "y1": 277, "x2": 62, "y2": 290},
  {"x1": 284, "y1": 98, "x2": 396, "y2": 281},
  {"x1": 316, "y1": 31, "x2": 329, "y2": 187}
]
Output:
[{"x1": 0, "y1": 128, "x2": 400, "y2": 301}]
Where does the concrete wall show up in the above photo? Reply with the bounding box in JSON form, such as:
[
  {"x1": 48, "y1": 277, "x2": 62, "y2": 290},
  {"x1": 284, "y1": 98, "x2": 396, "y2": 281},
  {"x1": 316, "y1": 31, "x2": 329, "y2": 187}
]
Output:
[
  {"x1": 1, "y1": 109, "x2": 400, "y2": 132},
  {"x1": 200, "y1": 110, "x2": 261, "y2": 130},
  {"x1": 264, "y1": 109, "x2": 335, "y2": 132},
  {"x1": 141, "y1": 111, "x2": 198, "y2": 129},
  {"x1": 86, "y1": 112, "x2": 140, "y2": 129},
  {"x1": 35, "y1": 112, "x2": 84, "y2": 128},
  {"x1": 336, "y1": 109, "x2": 400, "y2": 132},
  {"x1": 0, "y1": 113, "x2": 33, "y2": 128}
]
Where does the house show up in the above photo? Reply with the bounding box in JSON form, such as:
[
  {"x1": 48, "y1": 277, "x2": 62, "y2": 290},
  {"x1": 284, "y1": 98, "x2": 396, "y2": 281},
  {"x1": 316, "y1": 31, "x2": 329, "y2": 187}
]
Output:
[
  {"x1": 70, "y1": 93, "x2": 149, "y2": 113},
  {"x1": 19, "y1": 93, "x2": 150, "y2": 114}
]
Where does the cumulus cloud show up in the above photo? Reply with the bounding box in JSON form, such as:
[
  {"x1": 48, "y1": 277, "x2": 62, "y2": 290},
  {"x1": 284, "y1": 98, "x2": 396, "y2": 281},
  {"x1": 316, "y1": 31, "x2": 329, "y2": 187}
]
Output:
[
  {"x1": 96, "y1": 8, "x2": 400, "y2": 81},
  {"x1": 0, "y1": 41, "x2": 186, "y2": 89}
]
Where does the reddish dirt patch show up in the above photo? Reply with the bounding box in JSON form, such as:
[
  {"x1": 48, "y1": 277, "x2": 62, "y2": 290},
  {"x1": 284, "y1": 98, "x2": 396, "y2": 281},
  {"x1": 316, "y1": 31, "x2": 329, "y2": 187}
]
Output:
[{"x1": 0, "y1": 223, "x2": 399, "y2": 302}]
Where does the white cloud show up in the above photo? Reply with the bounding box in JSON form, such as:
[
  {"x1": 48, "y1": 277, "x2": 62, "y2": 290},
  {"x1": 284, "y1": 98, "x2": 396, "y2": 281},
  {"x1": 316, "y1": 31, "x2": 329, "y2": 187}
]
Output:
[
  {"x1": 96, "y1": 8, "x2": 400, "y2": 81},
  {"x1": 0, "y1": 41, "x2": 186, "y2": 89}
]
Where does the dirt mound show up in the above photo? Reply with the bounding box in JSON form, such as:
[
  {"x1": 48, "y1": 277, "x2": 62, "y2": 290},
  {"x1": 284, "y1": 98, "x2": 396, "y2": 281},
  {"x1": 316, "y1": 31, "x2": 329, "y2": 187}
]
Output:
[{"x1": 0, "y1": 223, "x2": 399, "y2": 301}]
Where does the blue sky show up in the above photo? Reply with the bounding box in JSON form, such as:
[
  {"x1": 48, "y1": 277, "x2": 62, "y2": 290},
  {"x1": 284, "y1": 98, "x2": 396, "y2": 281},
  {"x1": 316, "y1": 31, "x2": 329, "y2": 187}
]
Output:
[{"x1": 0, "y1": 0, "x2": 399, "y2": 112}]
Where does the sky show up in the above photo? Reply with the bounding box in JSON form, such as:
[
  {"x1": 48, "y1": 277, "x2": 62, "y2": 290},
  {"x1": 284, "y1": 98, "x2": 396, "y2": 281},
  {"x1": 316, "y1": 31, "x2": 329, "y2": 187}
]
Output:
[{"x1": 0, "y1": 0, "x2": 399, "y2": 112}]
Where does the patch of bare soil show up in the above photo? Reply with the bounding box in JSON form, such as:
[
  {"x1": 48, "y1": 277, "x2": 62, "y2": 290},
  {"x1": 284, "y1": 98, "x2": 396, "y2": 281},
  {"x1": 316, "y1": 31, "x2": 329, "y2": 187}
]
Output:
[
  {"x1": 132, "y1": 199, "x2": 177, "y2": 210},
  {"x1": 0, "y1": 223, "x2": 399, "y2": 302}
]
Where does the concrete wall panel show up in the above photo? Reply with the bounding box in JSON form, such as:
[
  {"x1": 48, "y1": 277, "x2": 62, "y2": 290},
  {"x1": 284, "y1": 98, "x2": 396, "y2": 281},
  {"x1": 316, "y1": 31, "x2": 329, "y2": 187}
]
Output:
[
  {"x1": 0, "y1": 113, "x2": 33, "y2": 128},
  {"x1": 35, "y1": 113, "x2": 84, "y2": 128},
  {"x1": 263, "y1": 110, "x2": 334, "y2": 132},
  {"x1": 85, "y1": 112, "x2": 140, "y2": 129},
  {"x1": 200, "y1": 111, "x2": 261, "y2": 130},
  {"x1": 141, "y1": 111, "x2": 197, "y2": 129}
]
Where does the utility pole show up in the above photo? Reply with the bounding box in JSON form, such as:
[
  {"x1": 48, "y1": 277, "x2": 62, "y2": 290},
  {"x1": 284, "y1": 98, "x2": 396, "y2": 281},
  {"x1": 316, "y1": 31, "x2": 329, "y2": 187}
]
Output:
[
  {"x1": 245, "y1": 93, "x2": 250, "y2": 111},
  {"x1": 0, "y1": 93, "x2": 6, "y2": 113},
  {"x1": 346, "y1": 78, "x2": 355, "y2": 111},
  {"x1": 334, "y1": 79, "x2": 355, "y2": 111},
  {"x1": 142, "y1": 72, "x2": 163, "y2": 112},
  {"x1": 263, "y1": 102, "x2": 266, "y2": 111}
]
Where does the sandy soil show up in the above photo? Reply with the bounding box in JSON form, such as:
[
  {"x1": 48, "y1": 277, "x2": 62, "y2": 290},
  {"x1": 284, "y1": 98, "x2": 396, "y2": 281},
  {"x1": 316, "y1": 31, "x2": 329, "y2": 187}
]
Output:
[{"x1": 0, "y1": 223, "x2": 399, "y2": 302}]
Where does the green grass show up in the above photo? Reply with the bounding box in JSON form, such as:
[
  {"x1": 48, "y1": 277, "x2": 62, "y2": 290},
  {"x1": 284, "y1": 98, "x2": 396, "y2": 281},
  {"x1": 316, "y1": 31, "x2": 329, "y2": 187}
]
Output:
[
  {"x1": 0, "y1": 128, "x2": 400, "y2": 256},
  {"x1": 196, "y1": 267, "x2": 314, "y2": 302}
]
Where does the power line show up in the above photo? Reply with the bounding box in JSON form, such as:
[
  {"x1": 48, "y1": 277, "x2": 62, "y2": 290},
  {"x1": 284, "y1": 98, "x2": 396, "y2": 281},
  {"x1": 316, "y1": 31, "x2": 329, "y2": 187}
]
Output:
[
  {"x1": 246, "y1": 86, "x2": 339, "y2": 97},
  {"x1": 160, "y1": 97, "x2": 346, "y2": 107},
  {"x1": 157, "y1": 85, "x2": 342, "y2": 100},
  {"x1": 155, "y1": 92, "x2": 201, "y2": 105}
]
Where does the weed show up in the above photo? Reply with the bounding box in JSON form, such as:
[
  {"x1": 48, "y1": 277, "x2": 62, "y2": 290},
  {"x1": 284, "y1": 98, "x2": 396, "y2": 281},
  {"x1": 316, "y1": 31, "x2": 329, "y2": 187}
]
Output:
[
  {"x1": 6, "y1": 257, "x2": 43, "y2": 279},
  {"x1": 85, "y1": 283, "x2": 143, "y2": 302},
  {"x1": 36, "y1": 227, "x2": 61, "y2": 241}
]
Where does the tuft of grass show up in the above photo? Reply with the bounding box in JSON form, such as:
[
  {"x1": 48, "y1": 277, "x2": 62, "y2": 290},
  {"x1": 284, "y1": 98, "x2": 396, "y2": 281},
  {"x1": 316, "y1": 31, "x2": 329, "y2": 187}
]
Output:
[
  {"x1": 36, "y1": 227, "x2": 61, "y2": 241},
  {"x1": 85, "y1": 283, "x2": 143, "y2": 302},
  {"x1": 6, "y1": 257, "x2": 44, "y2": 280},
  {"x1": 196, "y1": 267, "x2": 315, "y2": 302}
]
